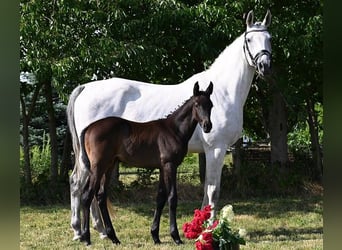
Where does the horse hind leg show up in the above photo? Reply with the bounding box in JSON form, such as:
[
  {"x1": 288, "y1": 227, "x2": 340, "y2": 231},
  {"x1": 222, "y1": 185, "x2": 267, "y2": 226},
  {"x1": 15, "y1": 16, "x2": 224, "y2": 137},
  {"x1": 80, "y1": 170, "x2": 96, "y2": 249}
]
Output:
[
  {"x1": 164, "y1": 163, "x2": 183, "y2": 245},
  {"x1": 96, "y1": 168, "x2": 120, "y2": 244},
  {"x1": 70, "y1": 168, "x2": 81, "y2": 240},
  {"x1": 90, "y1": 158, "x2": 120, "y2": 239},
  {"x1": 151, "y1": 171, "x2": 168, "y2": 244},
  {"x1": 90, "y1": 198, "x2": 107, "y2": 239},
  {"x1": 80, "y1": 175, "x2": 94, "y2": 246}
]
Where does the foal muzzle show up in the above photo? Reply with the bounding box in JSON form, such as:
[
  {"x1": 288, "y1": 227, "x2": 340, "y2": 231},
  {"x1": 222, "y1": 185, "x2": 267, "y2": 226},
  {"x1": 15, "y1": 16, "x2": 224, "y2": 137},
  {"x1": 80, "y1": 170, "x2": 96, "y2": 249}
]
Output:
[{"x1": 201, "y1": 120, "x2": 212, "y2": 133}]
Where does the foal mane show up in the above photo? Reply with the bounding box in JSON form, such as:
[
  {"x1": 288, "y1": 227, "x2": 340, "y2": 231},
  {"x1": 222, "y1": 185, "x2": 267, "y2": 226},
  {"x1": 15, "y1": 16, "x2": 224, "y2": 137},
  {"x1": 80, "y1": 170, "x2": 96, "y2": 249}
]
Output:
[
  {"x1": 164, "y1": 97, "x2": 191, "y2": 119},
  {"x1": 164, "y1": 89, "x2": 209, "y2": 119}
]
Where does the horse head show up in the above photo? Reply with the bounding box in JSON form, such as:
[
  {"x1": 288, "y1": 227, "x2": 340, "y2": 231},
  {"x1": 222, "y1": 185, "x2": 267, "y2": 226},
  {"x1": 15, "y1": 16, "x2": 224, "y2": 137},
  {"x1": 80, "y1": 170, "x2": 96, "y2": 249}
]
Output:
[
  {"x1": 193, "y1": 82, "x2": 213, "y2": 133},
  {"x1": 243, "y1": 10, "x2": 272, "y2": 76}
]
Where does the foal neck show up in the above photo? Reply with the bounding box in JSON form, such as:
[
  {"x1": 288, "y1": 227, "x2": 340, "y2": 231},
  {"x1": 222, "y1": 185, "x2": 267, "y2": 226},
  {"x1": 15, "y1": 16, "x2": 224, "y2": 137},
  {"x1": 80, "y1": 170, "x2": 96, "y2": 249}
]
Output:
[{"x1": 166, "y1": 97, "x2": 197, "y2": 141}]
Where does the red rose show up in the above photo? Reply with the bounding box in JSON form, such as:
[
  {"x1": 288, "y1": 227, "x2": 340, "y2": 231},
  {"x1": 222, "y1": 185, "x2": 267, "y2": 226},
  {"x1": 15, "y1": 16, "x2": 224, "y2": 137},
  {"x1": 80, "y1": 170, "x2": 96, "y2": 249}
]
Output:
[{"x1": 195, "y1": 232, "x2": 214, "y2": 250}]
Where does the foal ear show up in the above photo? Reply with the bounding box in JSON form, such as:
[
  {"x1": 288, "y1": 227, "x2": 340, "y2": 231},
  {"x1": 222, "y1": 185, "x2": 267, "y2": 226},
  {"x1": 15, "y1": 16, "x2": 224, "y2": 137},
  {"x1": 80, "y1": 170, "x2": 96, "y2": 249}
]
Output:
[
  {"x1": 206, "y1": 81, "x2": 213, "y2": 96},
  {"x1": 262, "y1": 9, "x2": 272, "y2": 27},
  {"x1": 246, "y1": 10, "x2": 254, "y2": 28},
  {"x1": 193, "y1": 81, "x2": 200, "y2": 96}
]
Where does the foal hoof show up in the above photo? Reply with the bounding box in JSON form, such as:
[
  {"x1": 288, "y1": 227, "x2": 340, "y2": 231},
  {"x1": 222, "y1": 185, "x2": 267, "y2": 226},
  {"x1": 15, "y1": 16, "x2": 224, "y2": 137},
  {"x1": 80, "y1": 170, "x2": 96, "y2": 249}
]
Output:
[
  {"x1": 111, "y1": 238, "x2": 121, "y2": 245},
  {"x1": 80, "y1": 234, "x2": 91, "y2": 246},
  {"x1": 153, "y1": 238, "x2": 161, "y2": 244},
  {"x1": 174, "y1": 239, "x2": 184, "y2": 245}
]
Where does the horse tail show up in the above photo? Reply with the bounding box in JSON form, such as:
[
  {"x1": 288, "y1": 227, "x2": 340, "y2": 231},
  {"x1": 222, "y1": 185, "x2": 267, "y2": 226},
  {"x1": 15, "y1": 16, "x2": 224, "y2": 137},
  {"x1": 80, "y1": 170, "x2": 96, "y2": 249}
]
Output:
[
  {"x1": 107, "y1": 197, "x2": 116, "y2": 219},
  {"x1": 66, "y1": 85, "x2": 85, "y2": 171}
]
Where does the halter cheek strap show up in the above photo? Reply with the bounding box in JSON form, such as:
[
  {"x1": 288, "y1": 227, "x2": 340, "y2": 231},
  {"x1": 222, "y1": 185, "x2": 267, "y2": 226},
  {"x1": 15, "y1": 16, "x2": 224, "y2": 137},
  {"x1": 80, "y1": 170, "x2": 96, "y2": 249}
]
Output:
[{"x1": 243, "y1": 29, "x2": 272, "y2": 69}]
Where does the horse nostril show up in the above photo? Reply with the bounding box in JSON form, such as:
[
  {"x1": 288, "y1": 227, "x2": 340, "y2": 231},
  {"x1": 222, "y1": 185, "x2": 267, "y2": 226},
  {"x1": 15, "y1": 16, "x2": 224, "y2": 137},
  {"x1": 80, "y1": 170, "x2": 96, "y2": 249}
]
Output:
[{"x1": 203, "y1": 121, "x2": 212, "y2": 133}]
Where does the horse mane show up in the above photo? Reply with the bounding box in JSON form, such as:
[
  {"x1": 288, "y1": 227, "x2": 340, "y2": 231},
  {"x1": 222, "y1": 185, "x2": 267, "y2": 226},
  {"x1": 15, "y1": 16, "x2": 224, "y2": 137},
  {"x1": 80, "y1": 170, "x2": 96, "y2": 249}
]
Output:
[
  {"x1": 163, "y1": 89, "x2": 209, "y2": 119},
  {"x1": 164, "y1": 96, "x2": 192, "y2": 119}
]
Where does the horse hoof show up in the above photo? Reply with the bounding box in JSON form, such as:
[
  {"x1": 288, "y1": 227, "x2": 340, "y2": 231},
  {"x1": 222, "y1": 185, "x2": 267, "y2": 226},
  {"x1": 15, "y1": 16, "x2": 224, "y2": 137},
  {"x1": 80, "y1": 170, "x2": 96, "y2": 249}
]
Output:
[
  {"x1": 175, "y1": 239, "x2": 184, "y2": 245},
  {"x1": 72, "y1": 234, "x2": 81, "y2": 241},
  {"x1": 99, "y1": 233, "x2": 108, "y2": 239},
  {"x1": 153, "y1": 239, "x2": 161, "y2": 244},
  {"x1": 112, "y1": 238, "x2": 121, "y2": 245},
  {"x1": 80, "y1": 234, "x2": 91, "y2": 246}
]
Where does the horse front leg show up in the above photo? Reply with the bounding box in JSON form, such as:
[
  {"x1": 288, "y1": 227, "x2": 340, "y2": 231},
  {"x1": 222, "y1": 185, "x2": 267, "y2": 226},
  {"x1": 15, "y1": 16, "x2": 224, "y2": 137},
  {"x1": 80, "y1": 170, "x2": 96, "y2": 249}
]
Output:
[
  {"x1": 151, "y1": 171, "x2": 167, "y2": 244},
  {"x1": 202, "y1": 146, "x2": 227, "y2": 218},
  {"x1": 165, "y1": 162, "x2": 183, "y2": 245}
]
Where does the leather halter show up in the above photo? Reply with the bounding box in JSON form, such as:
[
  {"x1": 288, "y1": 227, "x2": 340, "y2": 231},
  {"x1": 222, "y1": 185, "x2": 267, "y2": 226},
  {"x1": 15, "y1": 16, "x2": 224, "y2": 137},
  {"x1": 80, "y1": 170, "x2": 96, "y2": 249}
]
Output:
[{"x1": 243, "y1": 29, "x2": 272, "y2": 72}]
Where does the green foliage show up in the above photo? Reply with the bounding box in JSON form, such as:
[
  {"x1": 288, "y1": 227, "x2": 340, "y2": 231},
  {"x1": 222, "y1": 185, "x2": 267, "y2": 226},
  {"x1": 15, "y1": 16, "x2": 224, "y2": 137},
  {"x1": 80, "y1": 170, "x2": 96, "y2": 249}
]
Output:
[
  {"x1": 30, "y1": 133, "x2": 51, "y2": 182},
  {"x1": 20, "y1": 0, "x2": 323, "y2": 204},
  {"x1": 287, "y1": 102, "x2": 323, "y2": 154},
  {"x1": 20, "y1": 134, "x2": 69, "y2": 205}
]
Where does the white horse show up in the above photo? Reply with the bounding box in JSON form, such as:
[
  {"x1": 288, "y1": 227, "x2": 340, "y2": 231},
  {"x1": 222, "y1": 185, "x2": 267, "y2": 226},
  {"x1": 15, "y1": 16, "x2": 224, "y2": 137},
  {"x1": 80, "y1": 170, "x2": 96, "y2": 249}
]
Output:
[{"x1": 67, "y1": 10, "x2": 272, "y2": 241}]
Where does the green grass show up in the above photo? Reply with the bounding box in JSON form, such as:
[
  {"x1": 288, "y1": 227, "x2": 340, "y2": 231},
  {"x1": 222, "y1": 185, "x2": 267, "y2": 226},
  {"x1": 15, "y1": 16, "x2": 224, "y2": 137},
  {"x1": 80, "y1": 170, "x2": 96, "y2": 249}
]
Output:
[
  {"x1": 20, "y1": 154, "x2": 323, "y2": 249},
  {"x1": 20, "y1": 195, "x2": 322, "y2": 249}
]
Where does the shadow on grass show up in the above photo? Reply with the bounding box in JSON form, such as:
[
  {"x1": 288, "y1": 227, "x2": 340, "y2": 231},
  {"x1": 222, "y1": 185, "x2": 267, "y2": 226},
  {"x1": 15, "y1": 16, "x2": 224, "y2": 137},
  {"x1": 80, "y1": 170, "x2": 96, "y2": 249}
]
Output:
[
  {"x1": 248, "y1": 226, "x2": 323, "y2": 242},
  {"x1": 231, "y1": 195, "x2": 323, "y2": 219},
  {"x1": 109, "y1": 179, "x2": 322, "y2": 220}
]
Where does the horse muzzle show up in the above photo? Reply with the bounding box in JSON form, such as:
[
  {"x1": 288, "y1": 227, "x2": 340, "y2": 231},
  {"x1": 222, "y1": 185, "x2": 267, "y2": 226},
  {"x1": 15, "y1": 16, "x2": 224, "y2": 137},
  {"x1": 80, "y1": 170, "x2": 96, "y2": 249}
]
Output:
[
  {"x1": 201, "y1": 120, "x2": 212, "y2": 133},
  {"x1": 256, "y1": 53, "x2": 272, "y2": 76}
]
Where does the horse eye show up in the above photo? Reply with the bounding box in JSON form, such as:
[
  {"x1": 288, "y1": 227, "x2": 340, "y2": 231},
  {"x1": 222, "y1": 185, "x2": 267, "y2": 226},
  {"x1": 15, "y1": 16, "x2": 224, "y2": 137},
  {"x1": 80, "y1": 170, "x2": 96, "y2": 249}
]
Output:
[
  {"x1": 247, "y1": 38, "x2": 251, "y2": 43},
  {"x1": 195, "y1": 102, "x2": 199, "y2": 107}
]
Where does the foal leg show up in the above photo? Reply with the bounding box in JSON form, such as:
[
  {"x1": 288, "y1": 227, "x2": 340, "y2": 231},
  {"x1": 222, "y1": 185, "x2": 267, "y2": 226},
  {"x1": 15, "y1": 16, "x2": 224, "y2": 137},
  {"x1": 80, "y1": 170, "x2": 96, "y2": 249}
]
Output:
[
  {"x1": 80, "y1": 175, "x2": 95, "y2": 246},
  {"x1": 90, "y1": 198, "x2": 107, "y2": 239},
  {"x1": 151, "y1": 171, "x2": 168, "y2": 244},
  {"x1": 96, "y1": 169, "x2": 120, "y2": 244},
  {"x1": 164, "y1": 163, "x2": 183, "y2": 245},
  {"x1": 91, "y1": 158, "x2": 119, "y2": 239}
]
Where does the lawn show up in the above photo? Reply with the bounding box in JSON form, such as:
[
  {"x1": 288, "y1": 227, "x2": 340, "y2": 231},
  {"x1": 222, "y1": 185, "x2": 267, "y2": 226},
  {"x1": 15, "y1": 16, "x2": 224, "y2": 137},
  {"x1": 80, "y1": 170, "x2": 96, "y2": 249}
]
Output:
[
  {"x1": 20, "y1": 154, "x2": 323, "y2": 249},
  {"x1": 20, "y1": 195, "x2": 322, "y2": 249}
]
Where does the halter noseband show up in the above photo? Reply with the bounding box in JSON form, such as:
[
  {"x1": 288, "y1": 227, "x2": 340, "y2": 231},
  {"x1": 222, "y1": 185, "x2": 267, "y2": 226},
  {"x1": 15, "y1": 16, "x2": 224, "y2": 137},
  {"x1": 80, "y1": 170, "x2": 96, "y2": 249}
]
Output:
[{"x1": 243, "y1": 29, "x2": 272, "y2": 71}]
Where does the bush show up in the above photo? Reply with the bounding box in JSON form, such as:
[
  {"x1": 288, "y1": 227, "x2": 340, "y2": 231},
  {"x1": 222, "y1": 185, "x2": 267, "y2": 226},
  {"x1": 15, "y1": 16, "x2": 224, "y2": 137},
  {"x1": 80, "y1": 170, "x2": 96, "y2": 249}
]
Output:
[{"x1": 20, "y1": 134, "x2": 69, "y2": 205}]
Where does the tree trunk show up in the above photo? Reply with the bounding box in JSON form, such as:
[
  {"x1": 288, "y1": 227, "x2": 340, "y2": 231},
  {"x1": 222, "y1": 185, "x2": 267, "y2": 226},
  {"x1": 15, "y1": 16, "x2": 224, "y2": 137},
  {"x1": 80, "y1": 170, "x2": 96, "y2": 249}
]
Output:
[
  {"x1": 59, "y1": 131, "x2": 72, "y2": 180},
  {"x1": 20, "y1": 83, "x2": 42, "y2": 187},
  {"x1": 269, "y1": 86, "x2": 288, "y2": 167},
  {"x1": 20, "y1": 95, "x2": 32, "y2": 187},
  {"x1": 232, "y1": 137, "x2": 243, "y2": 176},
  {"x1": 306, "y1": 98, "x2": 323, "y2": 181},
  {"x1": 44, "y1": 81, "x2": 59, "y2": 184}
]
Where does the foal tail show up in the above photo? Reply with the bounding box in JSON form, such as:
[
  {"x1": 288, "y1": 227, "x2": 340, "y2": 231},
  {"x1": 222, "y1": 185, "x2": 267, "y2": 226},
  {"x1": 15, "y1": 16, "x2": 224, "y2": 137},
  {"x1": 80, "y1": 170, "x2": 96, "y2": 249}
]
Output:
[{"x1": 66, "y1": 85, "x2": 85, "y2": 172}]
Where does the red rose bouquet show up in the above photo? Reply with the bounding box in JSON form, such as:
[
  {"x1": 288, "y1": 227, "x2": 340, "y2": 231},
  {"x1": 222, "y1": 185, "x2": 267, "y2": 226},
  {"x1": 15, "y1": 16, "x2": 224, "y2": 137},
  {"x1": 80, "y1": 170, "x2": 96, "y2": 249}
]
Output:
[{"x1": 182, "y1": 205, "x2": 246, "y2": 250}]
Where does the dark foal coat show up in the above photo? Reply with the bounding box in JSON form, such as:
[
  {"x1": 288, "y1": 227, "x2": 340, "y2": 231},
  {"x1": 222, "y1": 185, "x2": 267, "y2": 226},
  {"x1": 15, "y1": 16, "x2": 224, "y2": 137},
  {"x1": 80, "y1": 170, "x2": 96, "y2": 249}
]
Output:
[{"x1": 80, "y1": 82, "x2": 213, "y2": 245}]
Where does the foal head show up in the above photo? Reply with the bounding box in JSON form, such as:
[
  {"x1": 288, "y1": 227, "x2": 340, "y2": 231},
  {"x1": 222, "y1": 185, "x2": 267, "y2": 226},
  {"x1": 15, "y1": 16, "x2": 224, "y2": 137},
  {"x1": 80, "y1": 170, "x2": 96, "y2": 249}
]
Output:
[{"x1": 192, "y1": 81, "x2": 213, "y2": 133}]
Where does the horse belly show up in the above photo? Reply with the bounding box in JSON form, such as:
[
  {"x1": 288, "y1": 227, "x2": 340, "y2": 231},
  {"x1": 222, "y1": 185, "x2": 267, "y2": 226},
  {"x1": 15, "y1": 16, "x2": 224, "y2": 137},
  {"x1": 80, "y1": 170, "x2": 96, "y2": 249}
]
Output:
[{"x1": 119, "y1": 140, "x2": 161, "y2": 169}]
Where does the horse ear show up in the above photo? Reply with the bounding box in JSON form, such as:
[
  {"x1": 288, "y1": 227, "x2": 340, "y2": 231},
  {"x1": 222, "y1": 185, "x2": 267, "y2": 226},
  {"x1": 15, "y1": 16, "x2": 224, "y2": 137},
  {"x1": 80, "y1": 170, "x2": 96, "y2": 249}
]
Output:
[
  {"x1": 262, "y1": 9, "x2": 272, "y2": 27},
  {"x1": 246, "y1": 10, "x2": 254, "y2": 28},
  {"x1": 206, "y1": 81, "x2": 213, "y2": 96},
  {"x1": 193, "y1": 82, "x2": 200, "y2": 96}
]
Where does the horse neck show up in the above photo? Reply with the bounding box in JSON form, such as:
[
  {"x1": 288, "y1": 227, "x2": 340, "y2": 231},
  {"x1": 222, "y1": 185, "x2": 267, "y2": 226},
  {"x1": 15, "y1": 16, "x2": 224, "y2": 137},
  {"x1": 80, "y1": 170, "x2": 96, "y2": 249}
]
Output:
[
  {"x1": 167, "y1": 98, "x2": 198, "y2": 141},
  {"x1": 207, "y1": 34, "x2": 255, "y2": 108}
]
